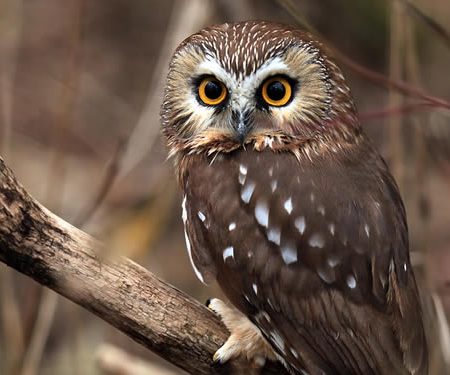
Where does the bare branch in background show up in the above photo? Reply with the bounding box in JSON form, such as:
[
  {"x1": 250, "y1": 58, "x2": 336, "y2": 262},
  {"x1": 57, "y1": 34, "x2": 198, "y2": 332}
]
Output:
[
  {"x1": 96, "y1": 344, "x2": 178, "y2": 375},
  {"x1": 74, "y1": 139, "x2": 126, "y2": 228},
  {"x1": 0, "y1": 157, "x2": 288, "y2": 375},
  {"x1": 400, "y1": 0, "x2": 450, "y2": 49},
  {"x1": 388, "y1": 0, "x2": 406, "y2": 189},
  {"x1": 359, "y1": 102, "x2": 443, "y2": 122},
  {"x1": 118, "y1": 0, "x2": 213, "y2": 181},
  {"x1": 20, "y1": 1, "x2": 84, "y2": 374},
  {"x1": 276, "y1": 0, "x2": 450, "y2": 111},
  {"x1": 404, "y1": 2, "x2": 429, "y2": 257}
]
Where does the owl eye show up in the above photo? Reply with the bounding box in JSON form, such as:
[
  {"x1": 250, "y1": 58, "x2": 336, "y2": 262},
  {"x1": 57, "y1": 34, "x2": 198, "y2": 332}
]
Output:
[
  {"x1": 261, "y1": 76, "x2": 293, "y2": 107},
  {"x1": 198, "y1": 77, "x2": 227, "y2": 106}
]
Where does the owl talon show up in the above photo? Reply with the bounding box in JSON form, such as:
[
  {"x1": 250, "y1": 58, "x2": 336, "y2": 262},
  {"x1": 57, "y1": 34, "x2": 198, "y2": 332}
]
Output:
[{"x1": 208, "y1": 298, "x2": 276, "y2": 367}]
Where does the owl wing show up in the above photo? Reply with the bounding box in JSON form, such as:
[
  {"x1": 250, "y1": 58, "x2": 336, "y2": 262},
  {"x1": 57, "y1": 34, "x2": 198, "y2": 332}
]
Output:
[{"x1": 180, "y1": 142, "x2": 427, "y2": 375}]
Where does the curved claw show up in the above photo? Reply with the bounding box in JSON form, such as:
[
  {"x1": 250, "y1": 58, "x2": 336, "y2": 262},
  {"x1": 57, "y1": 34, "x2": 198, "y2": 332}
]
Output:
[{"x1": 208, "y1": 298, "x2": 276, "y2": 368}]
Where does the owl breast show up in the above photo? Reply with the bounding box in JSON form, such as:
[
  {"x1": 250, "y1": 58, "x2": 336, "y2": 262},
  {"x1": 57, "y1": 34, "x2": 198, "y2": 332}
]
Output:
[{"x1": 178, "y1": 142, "x2": 426, "y2": 374}]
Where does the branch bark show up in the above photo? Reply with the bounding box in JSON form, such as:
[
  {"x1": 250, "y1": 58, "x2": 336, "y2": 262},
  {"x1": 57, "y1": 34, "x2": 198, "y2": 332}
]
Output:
[{"x1": 0, "y1": 157, "x2": 287, "y2": 375}]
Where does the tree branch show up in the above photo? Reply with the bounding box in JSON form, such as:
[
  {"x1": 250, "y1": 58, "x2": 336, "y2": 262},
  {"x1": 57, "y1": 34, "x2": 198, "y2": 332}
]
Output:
[{"x1": 0, "y1": 157, "x2": 286, "y2": 375}]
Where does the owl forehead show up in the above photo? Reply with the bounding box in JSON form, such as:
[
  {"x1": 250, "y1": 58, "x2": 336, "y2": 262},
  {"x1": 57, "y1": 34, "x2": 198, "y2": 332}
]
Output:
[{"x1": 182, "y1": 22, "x2": 314, "y2": 80}]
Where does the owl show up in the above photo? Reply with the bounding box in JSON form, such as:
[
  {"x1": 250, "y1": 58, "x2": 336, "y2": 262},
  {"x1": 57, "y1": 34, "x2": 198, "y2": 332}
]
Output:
[{"x1": 161, "y1": 21, "x2": 428, "y2": 374}]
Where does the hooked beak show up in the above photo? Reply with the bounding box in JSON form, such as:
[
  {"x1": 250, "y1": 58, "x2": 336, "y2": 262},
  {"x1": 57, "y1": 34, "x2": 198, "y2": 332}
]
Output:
[{"x1": 231, "y1": 110, "x2": 253, "y2": 144}]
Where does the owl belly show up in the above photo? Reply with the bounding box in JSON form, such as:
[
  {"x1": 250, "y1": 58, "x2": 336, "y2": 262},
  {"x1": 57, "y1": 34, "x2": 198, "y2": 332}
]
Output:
[{"x1": 179, "y1": 148, "x2": 427, "y2": 375}]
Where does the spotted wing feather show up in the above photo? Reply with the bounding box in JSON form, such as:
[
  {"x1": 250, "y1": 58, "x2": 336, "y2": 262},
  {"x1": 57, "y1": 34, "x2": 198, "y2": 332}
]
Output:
[{"x1": 179, "y1": 141, "x2": 427, "y2": 375}]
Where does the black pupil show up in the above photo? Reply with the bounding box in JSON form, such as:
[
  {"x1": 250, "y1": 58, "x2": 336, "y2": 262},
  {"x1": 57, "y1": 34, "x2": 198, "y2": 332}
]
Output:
[
  {"x1": 266, "y1": 81, "x2": 286, "y2": 101},
  {"x1": 204, "y1": 80, "x2": 222, "y2": 100}
]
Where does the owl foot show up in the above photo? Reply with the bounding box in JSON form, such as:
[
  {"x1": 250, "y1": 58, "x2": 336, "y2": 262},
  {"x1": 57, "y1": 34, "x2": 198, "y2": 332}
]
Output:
[{"x1": 207, "y1": 298, "x2": 277, "y2": 368}]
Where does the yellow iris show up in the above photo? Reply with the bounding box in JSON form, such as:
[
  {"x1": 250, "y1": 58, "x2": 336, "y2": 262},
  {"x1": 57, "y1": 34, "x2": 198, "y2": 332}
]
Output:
[
  {"x1": 261, "y1": 76, "x2": 292, "y2": 107},
  {"x1": 198, "y1": 77, "x2": 227, "y2": 106}
]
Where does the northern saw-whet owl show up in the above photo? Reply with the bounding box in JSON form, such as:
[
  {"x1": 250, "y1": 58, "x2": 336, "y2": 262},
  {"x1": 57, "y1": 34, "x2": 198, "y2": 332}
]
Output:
[{"x1": 161, "y1": 21, "x2": 428, "y2": 374}]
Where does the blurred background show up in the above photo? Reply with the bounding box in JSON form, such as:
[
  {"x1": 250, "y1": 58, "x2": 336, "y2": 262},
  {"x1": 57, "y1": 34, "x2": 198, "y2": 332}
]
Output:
[{"x1": 0, "y1": 0, "x2": 449, "y2": 374}]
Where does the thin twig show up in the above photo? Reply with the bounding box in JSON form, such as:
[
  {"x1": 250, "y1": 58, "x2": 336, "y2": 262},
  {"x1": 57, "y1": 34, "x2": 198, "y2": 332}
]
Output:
[
  {"x1": 20, "y1": 1, "x2": 84, "y2": 374},
  {"x1": 400, "y1": 0, "x2": 450, "y2": 49},
  {"x1": 20, "y1": 290, "x2": 58, "y2": 375},
  {"x1": 360, "y1": 102, "x2": 443, "y2": 122},
  {"x1": 74, "y1": 139, "x2": 126, "y2": 227},
  {"x1": 96, "y1": 344, "x2": 178, "y2": 375},
  {"x1": 117, "y1": 0, "x2": 213, "y2": 181},
  {"x1": 276, "y1": 0, "x2": 450, "y2": 110},
  {"x1": 388, "y1": 0, "x2": 406, "y2": 190},
  {"x1": 0, "y1": 265, "x2": 25, "y2": 374},
  {"x1": 404, "y1": 5, "x2": 429, "y2": 256}
]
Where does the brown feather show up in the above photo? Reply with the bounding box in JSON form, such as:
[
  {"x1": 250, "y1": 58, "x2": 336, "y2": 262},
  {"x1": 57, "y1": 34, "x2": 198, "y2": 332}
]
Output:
[{"x1": 162, "y1": 21, "x2": 428, "y2": 375}]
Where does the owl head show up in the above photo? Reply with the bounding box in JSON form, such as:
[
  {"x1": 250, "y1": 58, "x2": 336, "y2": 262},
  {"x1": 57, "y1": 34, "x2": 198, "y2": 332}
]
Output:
[{"x1": 161, "y1": 21, "x2": 359, "y2": 156}]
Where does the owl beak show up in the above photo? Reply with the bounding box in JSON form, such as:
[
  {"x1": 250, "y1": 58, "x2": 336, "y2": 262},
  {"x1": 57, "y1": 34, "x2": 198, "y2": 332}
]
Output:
[{"x1": 231, "y1": 110, "x2": 252, "y2": 143}]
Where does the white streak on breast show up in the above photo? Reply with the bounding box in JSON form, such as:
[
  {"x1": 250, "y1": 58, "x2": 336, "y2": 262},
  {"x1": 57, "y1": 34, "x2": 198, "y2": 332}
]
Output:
[
  {"x1": 182, "y1": 195, "x2": 205, "y2": 283},
  {"x1": 318, "y1": 205, "x2": 325, "y2": 215},
  {"x1": 328, "y1": 223, "x2": 335, "y2": 235},
  {"x1": 238, "y1": 165, "x2": 248, "y2": 185},
  {"x1": 255, "y1": 200, "x2": 269, "y2": 227},
  {"x1": 267, "y1": 227, "x2": 281, "y2": 245},
  {"x1": 284, "y1": 197, "x2": 293, "y2": 214},
  {"x1": 270, "y1": 180, "x2": 277, "y2": 193},
  {"x1": 295, "y1": 216, "x2": 306, "y2": 234},
  {"x1": 183, "y1": 227, "x2": 205, "y2": 284},
  {"x1": 223, "y1": 246, "x2": 234, "y2": 261},
  {"x1": 241, "y1": 182, "x2": 255, "y2": 204},
  {"x1": 309, "y1": 233, "x2": 325, "y2": 248},
  {"x1": 364, "y1": 223, "x2": 370, "y2": 238},
  {"x1": 270, "y1": 330, "x2": 286, "y2": 353},
  {"x1": 197, "y1": 211, "x2": 206, "y2": 222},
  {"x1": 181, "y1": 195, "x2": 187, "y2": 223},
  {"x1": 281, "y1": 244, "x2": 297, "y2": 264},
  {"x1": 346, "y1": 274, "x2": 357, "y2": 289}
]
